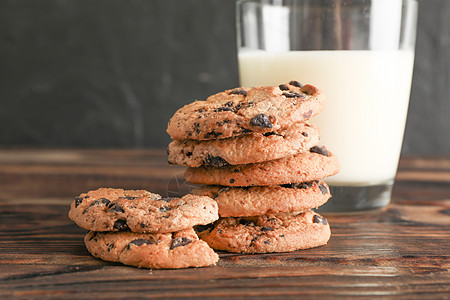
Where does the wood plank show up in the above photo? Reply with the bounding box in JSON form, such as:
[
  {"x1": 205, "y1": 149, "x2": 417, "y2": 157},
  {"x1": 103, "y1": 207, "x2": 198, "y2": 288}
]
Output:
[{"x1": 0, "y1": 149, "x2": 449, "y2": 298}]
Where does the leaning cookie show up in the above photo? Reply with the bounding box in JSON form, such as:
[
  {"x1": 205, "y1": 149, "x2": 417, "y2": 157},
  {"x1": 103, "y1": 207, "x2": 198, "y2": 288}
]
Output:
[
  {"x1": 196, "y1": 211, "x2": 330, "y2": 254},
  {"x1": 168, "y1": 122, "x2": 320, "y2": 167},
  {"x1": 185, "y1": 146, "x2": 339, "y2": 187},
  {"x1": 69, "y1": 188, "x2": 218, "y2": 233},
  {"x1": 191, "y1": 180, "x2": 331, "y2": 217},
  {"x1": 85, "y1": 228, "x2": 219, "y2": 269},
  {"x1": 167, "y1": 81, "x2": 324, "y2": 141}
]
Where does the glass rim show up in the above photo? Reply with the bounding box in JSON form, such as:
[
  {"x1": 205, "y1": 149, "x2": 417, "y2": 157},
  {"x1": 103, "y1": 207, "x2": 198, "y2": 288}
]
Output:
[{"x1": 237, "y1": 0, "x2": 418, "y2": 5}]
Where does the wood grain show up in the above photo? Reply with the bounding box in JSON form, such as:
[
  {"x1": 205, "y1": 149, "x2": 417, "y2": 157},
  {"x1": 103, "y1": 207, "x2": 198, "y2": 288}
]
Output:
[{"x1": 0, "y1": 149, "x2": 449, "y2": 299}]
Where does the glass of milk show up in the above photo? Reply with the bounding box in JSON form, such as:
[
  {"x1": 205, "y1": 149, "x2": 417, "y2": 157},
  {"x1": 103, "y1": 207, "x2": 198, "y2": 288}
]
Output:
[{"x1": 237, "y1": 0, "x2": 418, "y2": 213}]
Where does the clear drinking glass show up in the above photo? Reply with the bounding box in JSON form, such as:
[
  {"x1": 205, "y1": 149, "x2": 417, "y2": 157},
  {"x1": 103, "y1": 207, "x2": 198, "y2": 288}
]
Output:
[{"x1": 237, "y1": 0, "x2": 418, "y2": 213}]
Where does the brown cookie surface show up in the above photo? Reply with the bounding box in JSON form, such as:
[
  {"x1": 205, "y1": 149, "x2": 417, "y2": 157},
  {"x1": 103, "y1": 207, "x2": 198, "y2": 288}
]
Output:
[
  {"x1": 168, "y1": 122, "x2": 320, "y2": 167},
  {"x1": 85, "y1": 228, "x2": 219, "y2": 269},
  {"x1": 196, "y1": 211, "x2": 331, "y2": 253},
  {"x1": 69, "y1": 188, "x2": 218, "y2": 233},
  {"x1": 191, "y1": 180, "x2": 331, "y2": 217},
  {"x1": 167, "y1": 82, "x2": 324, "y2": 140},
  {"x1": 184, "y1": 146, "x2": 339, "y2": 187}
]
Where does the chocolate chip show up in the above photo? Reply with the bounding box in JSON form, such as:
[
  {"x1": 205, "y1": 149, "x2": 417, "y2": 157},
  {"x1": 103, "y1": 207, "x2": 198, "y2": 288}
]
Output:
[
  {"x1": 109, "y1": 204, "x2": 125, "y2": 213},
  {"x1": 250, "y1": 114, "x2": 273, "y2": 128},
  {"x1": 229, "y1": 179, "x2": 235, "y2": 184},
  {"x1": 281, "y1": 182, "x2": 313, "y2": 189},
  {"x1": 75, "y1": 197, "x2": 83, "y2": 208},
  {"x1": 100, "y1": 199, "x2": 111, "y2": 206},
  {"x1": 261, "y1": 226, "x2": 274, "y2": 232},
  {"x1": 107, "y1": 243, "x2": 114, "y2": 252},
  {"x1": 197, "y1": 109, "x2": 205, "y2": 113},
  {"x1": 194, "y1": 123, "x2": 200, "y2": 133},
  {"x1": 263, "y1": 132, "x2": 281, "y2": 137},
  {"x1": 159, "y1": 206, "x2": 172, "y2": 212},
  {"x1": 195, "y1": 223, "x2": 215, "y2": 233},
  {"x1": 89, "y1": 200, "x2": 100, "y2": 206},
  {"x1": 186, "y1": 151, "x2": 193, "y2": 157},
  {"x1": 301, "y1": 132, "x2": 309, "y2": 137},
  {"x1": 310, "y1": 146, "x2": 330, "y2": 156},
  {"x1": 170, "y1": 237, "x2": 192, "y2": 250},
  {"x1": 204, "y1": 155, "x2": 230, "y2": 167},
  {"x1": 204, "y1": 130, "x2": 222, "y2": 139},
  {"x1": 289, "y1": 80, "x2": 303, "y2": 87},
  {"x1": 301, "y1": 85, "x2": 318, "y2": 95},
  {"x1": 88, "y1": 232, "x2": 98, "y2": 241},
  {"x1": 250, "y1": 235, "x2": 261, "y2": 245},
  {"x1": 234, "y1": 102, "x2": 243, "y2": 110},
  {"x1": 140, "y1": 222, "x2": 146, "y2": 228},
  {"x1": 279, "y1": 84, "x2": 289, "y2": 90},
  {"x1": 159, "y1": 197, "x2": 176, "y2": 202},
  {"x1": 318, "y1": 183, "x2": 328, "y2": 195},
  {"x1": 214, "y1": 107, "x2": 234, "y2": 112},
  {"x1": 229, "y1": 88, "x2": 247, "y2": 96},
  {"x1": 235, "y1": 101, "x2": 255, "y2": 112},
  {"x1": 313, "y1": 215, "x2": 328, "y2": 225},
  {"x1": 233, "y1": 168, "x2": 240, "y2": 173},
  {"x1": 129, "y1": 239, "x2": 155, "y2": 247},
  {"x1": 283, "y1": 92, "x2": 305, "y2": 98},
  {"x1": 83, "y1": 200, "x2": 101, "y2": 213},
  {"x1": 239, "y1": 219, "x2": 255, "y2": 227},
  {"x1": 264, "y1": 240, "x2": 271, "y2": 245},
  {"x1": 122, "y1": 196, "x2": 138, "y2": 200},
  {"x1": 113, "y1": 219, "x2": 128, "y2": 230}
]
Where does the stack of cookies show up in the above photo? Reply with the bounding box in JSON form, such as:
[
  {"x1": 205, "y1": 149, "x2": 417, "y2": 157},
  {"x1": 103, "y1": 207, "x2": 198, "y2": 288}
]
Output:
[
  {"x1": 68, "y1": 188, "x2": 220, "y2": 269},
  {"x1": 167, "y1": 81, "x2": 339, "y2": 253}
]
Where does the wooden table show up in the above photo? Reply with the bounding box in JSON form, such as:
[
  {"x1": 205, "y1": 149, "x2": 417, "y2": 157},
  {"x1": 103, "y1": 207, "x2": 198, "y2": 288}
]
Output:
[{"x1": 0, "y1": 149, "x2": 449, "y2": 299}]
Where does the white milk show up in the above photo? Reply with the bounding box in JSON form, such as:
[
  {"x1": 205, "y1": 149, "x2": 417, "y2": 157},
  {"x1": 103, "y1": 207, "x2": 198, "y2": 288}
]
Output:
[{"x1": 239, "y1": 50, "x2": 414, "y2": 185}]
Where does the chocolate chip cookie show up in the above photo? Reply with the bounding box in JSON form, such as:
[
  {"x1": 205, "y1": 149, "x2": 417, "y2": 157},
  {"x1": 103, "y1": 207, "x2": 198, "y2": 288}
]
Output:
[
  {"x1": 167, "y1": 82, "x2": 325, "y2": 140},
  {"x1": 191, "y1": 180, "x2": 330, "y2": 217},
  {"x1": 85, "y1": 228, "x2": 219, "y2": 269},
  {"x1": 184, "y1": 146, "x2": 339, "y2": 187},
  {"x1": 168, "y1": 122, "x2": 320, "y2": 167},
  {"x1": 196, "y1": 210, "x2": 330, "y2": 253},
  {"x1": 69, "y1": 188, "x2": 218, "y2": 233}
]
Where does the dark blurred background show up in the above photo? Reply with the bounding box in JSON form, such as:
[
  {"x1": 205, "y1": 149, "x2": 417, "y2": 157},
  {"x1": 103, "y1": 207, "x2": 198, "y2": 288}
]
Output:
[{"x1": 0, "y1": 0, "x2": 449, "y2": 154}]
